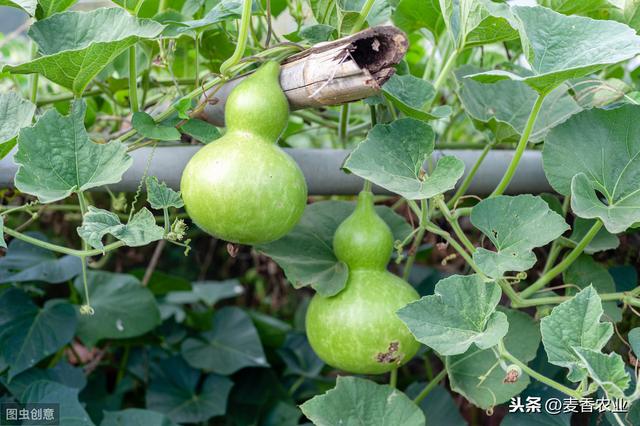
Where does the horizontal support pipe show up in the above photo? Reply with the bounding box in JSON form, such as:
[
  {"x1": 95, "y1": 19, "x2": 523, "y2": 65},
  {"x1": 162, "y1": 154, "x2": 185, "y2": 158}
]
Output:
[{"x1": 0, "y1": 147, "x2": 552, "y2": 196}]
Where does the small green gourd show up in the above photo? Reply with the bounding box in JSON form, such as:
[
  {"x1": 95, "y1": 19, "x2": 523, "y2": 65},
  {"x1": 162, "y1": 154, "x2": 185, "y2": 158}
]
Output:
[
  {"x1": 180, "y1": 61, "x2": 307, "y2": 244},
  {"x1": 305, "y1": 190, "x2": 420, "y2": 374}
]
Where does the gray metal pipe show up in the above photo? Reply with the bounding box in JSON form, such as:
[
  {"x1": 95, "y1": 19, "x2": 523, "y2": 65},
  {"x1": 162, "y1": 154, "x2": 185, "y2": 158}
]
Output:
[{"x1": 0, "y1": 147, "x2": 552, "y2": 195}]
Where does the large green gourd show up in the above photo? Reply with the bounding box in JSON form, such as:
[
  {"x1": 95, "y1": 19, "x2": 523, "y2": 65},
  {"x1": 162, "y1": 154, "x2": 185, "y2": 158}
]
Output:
[
  {"x1": 180, "y1": 61, "x2": 307, "y2": 245},
  {"x1": 305, "y1": 191, "x2": 420, "y2": 374}
]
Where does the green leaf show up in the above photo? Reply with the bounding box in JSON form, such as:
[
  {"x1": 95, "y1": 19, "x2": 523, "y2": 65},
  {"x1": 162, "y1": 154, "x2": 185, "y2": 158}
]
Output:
[
  {"x1": 343, "y1": 118, "x2": 465, "y2": 200},
  {"x1": 132, "y1": 112, "x2": 181, "y2": 141},
  {"x1": 0, "y1": 0, "x2": 36, "y2": 15},
  {"x1": 468, "y1": 6, "x2": 640, "y2": 94},
  {"x1": 179, "y1": 118, "x2": 221, "y2": 144},
  {"x1": 276, "y1": 332, "x2": 324, "y2": 377},
  {"x1": 0, "y1": 361, "x2": 86, "y2": 398},
  {"x1": 382, "y1": 74, "x2": 449, "y2": 120},
  {"x1": 110, "y1": 0, "x2": 144, "y2": 15},
  {"x1": 300, "y1": 376, "x2": 426, "y2": 426},
  {"x1": 456, "y1": 66, "x2": 581, "y2": 143},
  {"x1": 163, "y1": 0, "x2": 244, "y2": 36},
  {"x1": 0, "y1": 289, "x2": 77, "y2": 380},
  {"x1": 392, "y1": 0, "x2": 444, "y2": 36},
  {"x1": 74, "y1": 271, "x2": 161, "y2": 346},
  {"x1": 539, "y1": 0, "x2": 609, "y2": 15},
  {"x1": 540, "y1": 286, "x2": 612, "y2": 382},
  {"x1": 257, "y1": 200, "x2": 411, "y2": 296},
  {"x1": 573, "y1": 347, "x2": 630, "y2": 399},
  {"x1": 564, "y1": 255, "x2": 621, "y2": 322},
  {"x1": 181, "y1": 306, "x2": 268, "y2": 374},
  {"x1": 36, "y1": 0, "x2": 76, "y2": 19},
  {"x1": 446, "y1": 309, "x2": 540, "y2": 409},
  {"x1": 146, "y1": 176, "x2": 184, "y2": 210},
  {"x1": 4, "y1": 8, "x2": 164, "y2": 95},
  {"x1": 0, "y1": 232, "x2": 82, "y2": 283},
  {"x1": 101, "y1": 409, "x2": 178, "y2": 426},
  {"x1": 14, "y1": 101, "x2": 132, "y2": 203},
  {"x1": 398, "y1": 275, "x2": 508, "y2": 355},
  {"x1": 440, "y1": 0, "x2": 518, "y2": 49},
  {"x1": 543, "y1": 105, "x2": 640, "y2": 233},
  {"x1": 470, "y1": 195, "x2": 569, "y2": 279},
  {"x1": 77, "y1": 206, "x2": 164, "y2": 250},
  {"x1": 21, "y1": 381, "x2": 93, "y2": 426},
  {"x1": 146, "y1": 356, "x2": 233, "y2": 424},
  {"x1": 568, "y1": 218, "x2": 619, "y2": 254},
  {"x1": 0, "y1": 93, "x2": 35, "y2": 150},
  {"x1": 165, "y1": 280, "x2": 243, "y2": 306}
]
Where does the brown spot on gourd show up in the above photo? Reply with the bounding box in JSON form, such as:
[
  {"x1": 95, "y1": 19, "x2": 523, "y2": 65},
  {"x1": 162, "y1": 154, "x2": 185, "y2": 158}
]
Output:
[{"x1": 375, "y1": 341, "x2": 402, "y2": 364}]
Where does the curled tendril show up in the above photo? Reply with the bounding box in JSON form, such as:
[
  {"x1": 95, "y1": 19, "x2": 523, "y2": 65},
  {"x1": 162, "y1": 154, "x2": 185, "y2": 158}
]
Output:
[{"x1": 79, "y1": 304, "x2": 95, "y2": 316}]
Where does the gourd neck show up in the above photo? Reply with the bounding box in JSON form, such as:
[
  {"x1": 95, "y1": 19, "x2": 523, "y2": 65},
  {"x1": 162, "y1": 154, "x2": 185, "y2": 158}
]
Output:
[
  {"x1": 333, "y1": 191, "x2": 394, "y2": 271},
  {"x1": 224, "y1": 61, "x2": 289, "y2": 142}
]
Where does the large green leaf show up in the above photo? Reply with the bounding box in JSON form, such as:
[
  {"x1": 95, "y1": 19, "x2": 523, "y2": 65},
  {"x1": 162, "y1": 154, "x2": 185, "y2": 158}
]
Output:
[
  {"x1": 343, "y1": 118, "x2": 464, "y2": 200},
  {"x1": 74, "y1": 271, "x2": 161, "y2": 346},
  {"x1": 573, "y1": 347, "x2": 630, "y2": 399},
  {"x1": 257, "y1": 200, "x2": 411, "y2": 296},
  {"x1": 276, "y1": 332, "x2": 324, "y2": 378},
  {"x1": 440, "y1": 0, "x2": 518, "y2": 49},
  {"x1": 14, "y1": 101, "x2": 132, "y2": 203},
  {"x1": 101, "y1": 409, "x2": 178, "y2": 426},
  {"x1": 181, "y1": 307, "x2": 268, "y2": 375},
  {"x1": 398, "y1": 275, "x2": 507, "y2": 355},
  {"x1": 456, "y1": 66, "x2": 581, "y2": 143},
  {"x1": 0, "y1": 0, "x2": 36, "y2": 15},
  {"x1": 4, "y1": 8, "x2": 163, "y2": 95},
  {"x1": 146, "y1": 356, "x2": 233, "y2": 424},
  {"x1": 0, "y1": 93, "x2": 35, "y2": 155},
  {"x1": 540, "y1": 286, "x2": 612, "y2": 382},
  {"x1": 0, "y1": 232, "x2": 81, "y2": 284},
  {"x1": 543, "y1": 105, "x2": 640, "y2": 233},
  {"x1": 0, "y1": 289, "x2": 77, "y2": 380},
  {"x1": 445, "y1": 309, "x2": 540, "y2": 409},
  {"x1": 392, "y1": 0, "x2": 444, "y2": 36},
  {"x1": 77, "y1": 207, "x2": 164, "y2": 250},
  {"x1": 539, "y1": 0, "x2": 609, "y2": 15},
  {"x1": 300, "y1": 376, "x2": 425, "y2": 426},
  {"x1": 470, "y1": 195, "x2": 569, "y2": 278},
  {"x1": 163, "y1": 0, "x2": 244, "y2": 36},
  {"x1": 1, "y1": 361, "x2": 86, "y2": 398},
  {"x1": 564, "y1": 255, "x2": 621, "y2": 322},
  {"x1": 469, "y1": 6, "x2": 640, "y2": 94},
  {"x1": 21, "y1": 381, "x2": 93, "y2": 426}
]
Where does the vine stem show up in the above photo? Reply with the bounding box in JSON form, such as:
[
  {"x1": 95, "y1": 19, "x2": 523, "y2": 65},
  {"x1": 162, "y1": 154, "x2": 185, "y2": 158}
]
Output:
[
  {"x1": 29, "y1": 39, "x2": 39, "y2": 104},
  {"x1": 402, "y1": 199, "x2": 428, "y2": 281},
  {"x1": 434, "y1": 196, "x2": 475, "y2": 253},
  {"x1": 412, "y1": 368, "x2": 447, "y2": 404},
  {"x1": 433, "y1": 49, "x2": 459, "y2": 93},
  {"x1": 2, "y1": 227, "x2": 125, "y2": 257},
  {"x1": 540, "y1": 196, "x2": 571, "y2": 275},
  {"x1": 128, "y1": 45, "x2": 139, "y2": 113},
  {"x1": 219, "y1": 0, "x2": 253, "y2": 76},
  {"x1": 350, "y1": 0, "x2": 376, "y2": 34},
  {"x1": 491, "y1": 93, "x2": 546, "y2": 197},
  {"x1": 519, "y1": 220, "x2": 603, "y2": 299},
  {"x1": 499, "y1": 342, "x2": 582, "y2": 399},
  {"x1": 338, "y1": 104, "x2": 350, "y2": 148},
  {"x1": 447, "y1": 143, "x2": 491, "y2": 209}
]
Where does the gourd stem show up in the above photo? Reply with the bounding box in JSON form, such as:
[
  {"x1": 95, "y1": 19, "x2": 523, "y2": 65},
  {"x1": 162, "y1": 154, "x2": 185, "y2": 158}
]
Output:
[
  {"x1": 129, "y1": 45, "x2": 139, "y2": 113},
  {"x1": 389, "y1": 367, "x2": 398, "y2": 388},
  {"x1": 220, "y1": 0, "x2": 253, "y2": 76},
  {"x1": 433, "y1": 48, "x2": 459, "y2": 94},
  {"x1": 362, "y1": 180, "x2": 372, "y2": 192},
  {"x1": 350, "y1": 0, "x2": 376, "y2": 34},
  {"x1": 491, "y1": 93, "x2": 546, "y2": 197},
  {"x1": 412, "y1": 368, "x2": 447, "y2": 404},
  {"x1": 519, "y1": 220, "x2": 603, "y2": 299},
  {"x1": 447, "y1": 143, "x2": 491, "y2": 209},
  {"x1": 402, "y1": 200, "x2": 428, "y2": 281},
  {"x1": 540, "y1": 196, "x2": 571, "y2": 275},
  {"x1": 435, "y1": 197, "x2": 475, "y2": 254},
  {"x1": 338, "y1": 104, "x2": 349, "y2": 148},
  {"x1": 29, "y1": 40, "x2": 39, "y2": 104}
]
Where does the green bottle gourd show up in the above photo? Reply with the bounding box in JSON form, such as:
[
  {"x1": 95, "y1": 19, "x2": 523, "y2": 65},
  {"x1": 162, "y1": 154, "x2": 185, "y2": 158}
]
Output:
[
  {"x1": 305, "y1": 191, "x2": 420, "y2": 374},
  {"x1": 180, "y1": 61, "x2": 307, "y2": 245}
]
